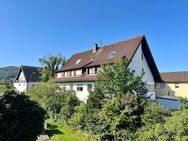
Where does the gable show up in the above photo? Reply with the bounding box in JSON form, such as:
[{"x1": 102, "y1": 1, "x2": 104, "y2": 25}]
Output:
[
  {"x1": 129, "y1": 44, "x2": 154, "y2": 84},
  {"x1": 56, "y1": 35, "x2": 161, "y2": 82}
]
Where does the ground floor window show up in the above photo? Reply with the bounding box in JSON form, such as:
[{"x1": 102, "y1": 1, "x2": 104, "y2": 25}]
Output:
[
  {"x1": 77, "y1": 84, "x2": 83, "y2": 92},
  {"x1": 87, "y1": 84, "x2": 93, "y2": 91}
]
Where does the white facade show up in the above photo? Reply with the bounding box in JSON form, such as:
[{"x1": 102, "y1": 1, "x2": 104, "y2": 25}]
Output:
[
  {"x1": 59, "y1": 82, "x2": 95, "y2": 102},
  {"x1": 59, "y1": 44, "x2": 156, "y2": 101},
  {"x1": 128, "y1": 45, "x2": 155, "y2": 99},
  {"x1": 14, "y1": 82, "x2": 38, "y2": 93},
  {"x1": 14, "y1": 70, "x2": 38, "y2": 93}
]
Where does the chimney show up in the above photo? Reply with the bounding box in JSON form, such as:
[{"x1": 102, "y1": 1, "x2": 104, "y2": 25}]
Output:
[{"x1": 93, "y1": 43, "x2": 99, "y2": 53}]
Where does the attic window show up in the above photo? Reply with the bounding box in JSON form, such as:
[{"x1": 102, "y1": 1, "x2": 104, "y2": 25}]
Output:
[
  {"x1": 92, "y1": 56, "x2": 96, "y2": 60},
  {"x1": 75, "y1": 59, "x2": 81, "y2": 64},
  {"x1": 109, "y1": 51, "x2": 117, "y2": 58}
]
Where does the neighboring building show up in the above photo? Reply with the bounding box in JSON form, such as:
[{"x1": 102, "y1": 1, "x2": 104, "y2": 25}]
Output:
[
  {"x1": 156, "y1": 71, "x2": 188, "y2": 98},
  {"x1": 14, "y1": 65, "x2": 42, "y2": 93},
  {"x1": 54, "y1": 35, "x2": 161, "y2": 102}
]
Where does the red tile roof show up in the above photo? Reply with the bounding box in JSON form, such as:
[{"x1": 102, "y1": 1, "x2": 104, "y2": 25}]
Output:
[{"x1": 161, "y1": 71, "x2": 188, "y2": 83}]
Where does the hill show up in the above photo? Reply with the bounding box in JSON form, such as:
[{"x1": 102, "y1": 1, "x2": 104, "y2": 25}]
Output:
[{"x1": 0, "y1": 66, "x2": 19, "y2": 82}]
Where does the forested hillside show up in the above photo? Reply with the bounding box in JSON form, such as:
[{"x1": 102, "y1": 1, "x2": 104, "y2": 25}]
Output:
[{"x1": 0, "y1": 66, "x2": 19, "y2": 82}]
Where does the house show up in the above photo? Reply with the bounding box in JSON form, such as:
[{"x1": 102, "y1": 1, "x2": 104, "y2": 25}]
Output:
[
  {"x1": 54, "y1": 35, "x2": 161, "y2": 102},
  {"x1": 14, "y1": 65, "x2": 42, "y2": 93},
  {"x1": 156, "y1": 71, "x2": 188, "y2": 98}
]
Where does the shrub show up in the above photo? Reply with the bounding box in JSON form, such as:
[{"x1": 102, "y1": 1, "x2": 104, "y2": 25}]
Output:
[
  {"x1": 136, "y1": 109, "x2": 188, "y2": 141},
  {"x1": 0, "y1": 92, "x2": 45, "y2": 141},
  {"x1": 141, "y1": 101, "x2": 168, "y2": 126},
  {"x1": 28, "y1": 82, "x2": 80, "y2": 122}
]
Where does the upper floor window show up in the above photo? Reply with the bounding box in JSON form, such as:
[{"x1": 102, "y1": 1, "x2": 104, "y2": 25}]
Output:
[
  {"x1": 87, "y1": 68, "x2": 95, "y2": 75},
  {"x1": 76, "y1": 70, "x2": 82, "y2": 76},
  {"x1": 71, "y1": 71, "x2": 76, "y2": 77},
  {"x1": 109, "y1": 51, "x2": 117, "y2": 58},
  {"x1": 57, "y1": 73, "x2": 62, "y2": 78},
  {"x1": 141, "y1": 52, "x2": 144, "y2": 60},
  {"x1": 65, "y1": 71, "x2": 71, "y2": 77}
]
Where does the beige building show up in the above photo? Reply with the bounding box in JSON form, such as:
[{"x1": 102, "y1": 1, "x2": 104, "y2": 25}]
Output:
[{"x1": 156, "y1": 71, "x2": 188, "y2": 98}]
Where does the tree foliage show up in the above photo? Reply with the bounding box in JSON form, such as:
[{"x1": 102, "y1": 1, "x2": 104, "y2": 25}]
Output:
[
  {"x1": 0, "y1": 92, "x2": 45, "y2": 141},
  {"x1": 136, "y1": 109, "x2": 188, "y2": 141},
  {"x1": 28, "y1": 82, "x2": 80, "y2": 122},
  {"x1": 87, "y1": 58, "x2": 148, "y2": 110},
  {"x1": 39, "y1": 54, "x2": 66, "y2": 81}
]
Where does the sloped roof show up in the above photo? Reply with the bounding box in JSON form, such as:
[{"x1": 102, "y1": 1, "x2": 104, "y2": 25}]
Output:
[
  {"x1": 161, "y1": 71, "x2": 188, "y2": 83},
  {"x1": 16, "y1": 65, "x2": 42, "y2": 82},
  {"x1": 56, "y1": 35, "x2": 161, "y2": 82}
]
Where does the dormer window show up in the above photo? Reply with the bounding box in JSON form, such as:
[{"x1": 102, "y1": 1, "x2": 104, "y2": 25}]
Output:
[
  {"x1": 75, "y1": 59, "x2": 81, "y2": 64},
  {"x1": 109, "y1": 51, "x2": 117, "y2": 58}
]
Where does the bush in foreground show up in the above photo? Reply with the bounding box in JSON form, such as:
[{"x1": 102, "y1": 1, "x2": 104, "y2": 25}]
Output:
[{"x1": 0, "y1": 92, "x2": 46, "y2": 141}]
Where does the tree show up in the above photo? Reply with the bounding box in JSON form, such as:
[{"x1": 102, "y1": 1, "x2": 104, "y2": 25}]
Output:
[
  {"x1": 0, "y1": 92, "x2": 46, "y2": 141},
  {"x1": 87, "y1": 58, "x2": 148, "y2": 109},
  {"x1": 39, "y1": 54, "x2": 66, "y2": 81},
  {"x1": 86, "y1": 58, "x2": 148, "y2": 140}
]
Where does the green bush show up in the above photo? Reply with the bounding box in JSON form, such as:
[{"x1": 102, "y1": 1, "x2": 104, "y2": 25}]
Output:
[
  {"x1": 141, "y1": 101, "x2": 168, "y2": 126},
  {"x1": 0, "y1": 92, "x2": 45, "y2": 141},
  {"x1": 136, "y1": 109, "x2": 188, "y2": 141},
  {"x1": 28, "y1": 82, "x2": 80, "y2": 122}
]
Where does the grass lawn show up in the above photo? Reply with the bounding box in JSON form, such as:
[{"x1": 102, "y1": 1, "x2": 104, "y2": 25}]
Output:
[{"x1": 46, "y1": 119, "x2": 98, "y2": 141}]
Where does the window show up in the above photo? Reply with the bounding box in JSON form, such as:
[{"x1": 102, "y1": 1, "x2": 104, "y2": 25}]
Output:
[
  {"x1": 77, "y1": 84, "x2": 83, "y2": 92},
  {"x1": 57, "y1": 73, "x2": 62, "y2": 78},
  {"x1": 109, "y1": 51, "x2": 117, "y2": 58},
  {"x1": 76, "y1": 70, "x2": 82, "y2": 76},
  {"x1": 142, "y1": 68, "x2": 144, "y2": 73},
  {"x1": 65, "y1": 71, "x2": 71, "y2": 77},
  {"x1": 71, "y1": 71, "x2": 75, "y2": 77},
  {"x1": 62, "y1": 72, "x2": 65, "y2": 77},
  {"x1": 160, "y1": 83, "x2": 165, "y2": 89},
  {"x1": 75, "y1": 59, "x2": 81, "y2": 64},
  {"x1": 92, "y1": 56, "x2": 96, "y2": 60},
  {"x1": 70, "y1": 83, "x2": 73, "y2": 90},
  {"x1": 87, "y1": 68, "x2": 95, "y2": 75},
  {"x1": 175, "y1": 83, "x2": 179, "y2": 88},
  {"x1": 142, "y1": 52, "x2": 144, "y2": 60},
  {"x1": 87, "y1": 84, "x2": 93, "y2": 91}
]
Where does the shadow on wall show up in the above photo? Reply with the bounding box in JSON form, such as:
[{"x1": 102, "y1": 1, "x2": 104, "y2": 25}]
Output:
[{"x1": 156, "y1": 83, "x2": 176, "y2": 97}]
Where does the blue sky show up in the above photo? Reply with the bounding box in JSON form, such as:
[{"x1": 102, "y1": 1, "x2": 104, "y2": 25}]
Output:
[{"x1": 0, "y1": 0, "x2": 188, "y2": 72}]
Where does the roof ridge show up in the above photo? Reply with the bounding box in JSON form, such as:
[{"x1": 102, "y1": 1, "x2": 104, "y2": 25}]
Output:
[
  {"x1": 101, "y1": 34, "x2": 144, "y2": 48},
  {"x1": 161, "y1": 71, "x2": 188, "y2": 74},
  {"x1": 71, "y1": 35, "x2": 144, "y2": 56},
  {"x1": 21, "y1": 65, "x2": 41, "y2": 68}
]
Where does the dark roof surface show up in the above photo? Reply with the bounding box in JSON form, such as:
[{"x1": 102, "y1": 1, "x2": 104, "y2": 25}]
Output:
[
  {"x1": 160, "y1": 71, "x2": 188, "y2": 83},
  {"x1": 16, "y1": 65, "x2": 42, "y2": 82},
  {"x1": 56, "y1": 35, "x2": 161, "y2": 82}
]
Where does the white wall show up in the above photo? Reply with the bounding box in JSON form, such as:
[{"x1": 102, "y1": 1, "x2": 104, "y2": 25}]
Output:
[
  {"x1": 18, "y1": 71, "x2": 26, "y2": 81},
  {"x1": 14, "y1": 82, "x2": 28, "y2": 93},
  {"x1": 14, "y1": 82, "x2": 38, "y2": 93},
  {"x1": 59, "y1": 82, "x2": 95, "y2": 102},
  {"x1": 128, "y1": 44, "x2": 155, "y2": 99}
]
